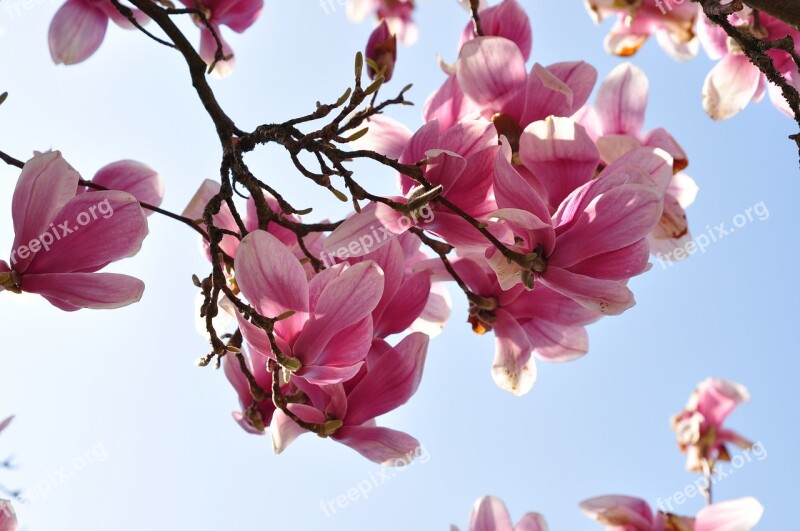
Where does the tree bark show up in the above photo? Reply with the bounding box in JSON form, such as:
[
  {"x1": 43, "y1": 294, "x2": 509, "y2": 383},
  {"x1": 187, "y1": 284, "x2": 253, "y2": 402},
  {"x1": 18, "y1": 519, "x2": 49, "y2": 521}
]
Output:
[{"x1": 744, "y1": 0, "x2": 800, "y2": 28}]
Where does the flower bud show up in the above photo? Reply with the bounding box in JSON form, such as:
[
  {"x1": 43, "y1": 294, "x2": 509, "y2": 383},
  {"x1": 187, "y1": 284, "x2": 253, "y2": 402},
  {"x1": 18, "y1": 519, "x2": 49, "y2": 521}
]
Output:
[{"x1": 366, "y1": 20, "x2": 397, "y2": 82}]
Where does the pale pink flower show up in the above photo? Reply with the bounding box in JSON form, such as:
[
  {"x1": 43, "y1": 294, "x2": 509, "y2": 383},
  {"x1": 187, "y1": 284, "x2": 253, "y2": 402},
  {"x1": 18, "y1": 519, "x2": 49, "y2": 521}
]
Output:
[
  {"x1": 49, "y1": 0, "x2": 148, "y2": 65},
  {"x1": 699, "y1": 11, "x2": 800, "y2": 119},
  {"x1": 575, "y1": 63, "x2": 699, "y2": 256},
  {"x1": 458, "y1": 0, "x2": 533, "y2": 61},
  {"x1": 584, "y1": 0, "x2": 700, "y2": 61},
  {"x1": 671, "y1": 378, "x2": 753, "y2": 472},
  {"x1": 270, "y1": 333, "x2": 429, "y2": 464},
  {"x1": 580, "y1": 495, "x2": 763, "y2": 530},
  {"x1": 453, "y1": 495, "x2": 548, "y2": 531},
  {"x1": 236, "y1": 230, "x2": 385, "y2": 385},
  {"x1": 87, "y1": 160, "x2": 164, "y2": 211},
  {"x1": 0, "y1": 152, "x2": 148, "y2": 311},
  {"x1": 178, "y1": 0, "x2": 264, "y2": 78},
  {"x1": 0, "y1": 499, "x2": 17, "y2": 531},
  {"x1": 348, "y1": 0, "x2": 417, "y2": 45}
]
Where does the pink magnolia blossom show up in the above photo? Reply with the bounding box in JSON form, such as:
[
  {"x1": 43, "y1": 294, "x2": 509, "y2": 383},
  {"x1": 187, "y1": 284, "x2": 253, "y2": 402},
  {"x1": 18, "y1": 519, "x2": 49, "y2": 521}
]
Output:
[
  {"x1": 458, "y1": 0, "x2": 533, "y2": 61},
  {"x1": 325, "y1": 118, "x2": 503, "y2": 256},
  {"x1": 49, "y1": 0, "x2": 148, "y2": 65},
  {"x1": 236, "y1": 230, "x2": 385, "y2": 385},
  {"x1": 347, "y1": 0, "x2": 417, "y2": 45},
  {"x1": 671, "y1": 378, "x2": 753, "y2": 472},
  {"x1": 178, "y1": 0, "x2": 264, "y2": 78},
  {"x1": 269, "y1": 332, "x2": 428, "y2": 464},
  {"x1": 452, "y1": 495, "x2": 548, "y2": 531},
  {"x1": 419, "y1": 255, "x2": 599, "y2": 395},
  {"x1": 0, "y1": 152, "x2": 149, "y2": 311},
  {"x1": 0, "y1": 499, "x2": 17, "y2": 531},
  {"x1": 699, "y1": 10, "x2": 800, "y2": 119},
  {"x1": 491, "y1": 141, "x2": 664, "y2": 315},
  {"x1": 366, "y1": 20, "x2": 397, "y2": 81},
  {"x1": 575, "y1": 63, "x2": 699, "y2": 256},
  {"x1": 584, "y1": 0, "x2": 700, "y2": 61},
  {"x1": 580, "y1": 494, "x2": 763, "y2": 530},
  {"x1": 87, "y1": 160, "x2": 164, "y2": 211}
]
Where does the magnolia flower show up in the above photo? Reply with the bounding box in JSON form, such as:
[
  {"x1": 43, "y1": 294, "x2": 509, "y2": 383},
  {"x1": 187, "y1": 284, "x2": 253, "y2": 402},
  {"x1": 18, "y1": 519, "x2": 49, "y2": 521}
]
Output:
[
  {"x1": 584, "y1": 0, "x2": 700, "y2": 61},
  {"x1": 699, "y1": 10, "x2": 800, "y2": 119},
  {"x1": 0, "y1": 152, "x2": 148, "y2": 311},
  {"x1": 270, "y1": 332, "x2": 429, "y2": 464},
  {"x1": 347, "y1": 0, "x2": 417, "y2": 45},
  {"x1": 575, "y1": 63, "x2": 699, "y2": 256},
  {"x1": 236, "y1": 230, "x2": 385, "y2": 384},
  {"x1": 366, "y1": 20, "x2": 397, "y2": 81},
  {"x1": 86, "y1": 160, "x2": 164, "y2": 212},
  {"x1": 452, "y1": 496, "x2": 548, "y2": 531},
  {"x1": 458, "y1": 0, "x2": 532, "y2": 61},
  {"x1": 178, "y1": 0, "x2": 264, "y2": 78},
  {"x1": 49, "y1": 0, "x2": 147, "y2": 65},
  {"x1": 671, "y1": 378, "x2": 753, "y2": 472},
  {"x1": 580, "y1": 495, "x2": 764, "y2": 530}
]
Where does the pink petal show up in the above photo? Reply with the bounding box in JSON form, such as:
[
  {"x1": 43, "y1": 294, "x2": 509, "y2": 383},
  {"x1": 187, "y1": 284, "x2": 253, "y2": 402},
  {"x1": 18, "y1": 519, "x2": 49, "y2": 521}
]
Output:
[
  {"x1": 579, "y1": 495, "x2": 654, "y2": 529},
  {"x1": 422, "y1": 75, "x2": 481, "y2": 131},
  {"x1": 206, "y1": 0, "x2": 263, "y2": 32},
  {"x1": 91, "y1": 160, "x2": 164, "y2": 209},
  {"x1": 234, "y1": 230, "x2": 309, "y2": 325},
  {"x1": 323, "y1": 202, "x2": 410, "y2": 259},
  {"x1": 514, "y1": 513, "x2": 548, "y2": 531},
  {"x1": 375, "y1": 272, "x2": 431, "y2": 337},
  {"x1": 199, "y1": 26, "x2": 236, "y2": 79},
  {"x1": 49, "y1": 0, "x2": 109, "y2": 65},
  {"x1": 21, "y1": 272, "x2": 144, "y2": 310},
  {"x1": 333, "y1": 426, "x2": 421, "y2": 465},
  {"x1": 522, "y1": 320, "x2": 589, "y2": 363},
  {"x1": 695, "y1": 378, "x2": 750, "y2": 427},
  {"x1": 541, "y1": 267, "x2": 635, "y2": 316},
  {"x1": 344, "y1": 333, "x2": 428, "y2": 425},
  {"x1": 181, "y1": 179, "x2": 240, "y2": 258},
  {"x1": 521, "y1": 61, "x2": 598, "y2": 125},
  {"x1": 0, "y1": 500, "x2": 18, "y2": 531},
  {"x1": 424, "y1": 150, "x2": 469, "y2": 194},
  {"x1": 519, "y1": 117, "x2": 600, "y2": 208},
  {"x1": 11, "y1": 152, "x2": 80, "y2": 272},
  {"x1": 456, "y1": 37, "x2": 527, "y2": 112},
  {"x1": 493, "y1": 153, "x2": 551, "y2": 223},
  {"x1": 270, "y1": 405, "x2": 326, "y2": 454},
  {"x1": 459, "y1": 0, "x2": 533, "y2": 61},
  {"x1": 492, "y1": 308, "x2": 536, "y2": 395},
  {"x1": 703, "y1": 54, "x2": 761, "y2": 120},
  {"x1": 350, "y1": 114, "x2": 412, "y2": 160},
  {"x1": 24, "y1": 191, "x2": 148, "y2": 275},
  {"x1": 595, "y1": 63, "x2": 649, "y2": 135},
  {"x1": 469, "y1": 496, "x2": 514, "y2": 531},
  {"x1": 695, "y1": 497, "x2": 764, "y2": 531}
]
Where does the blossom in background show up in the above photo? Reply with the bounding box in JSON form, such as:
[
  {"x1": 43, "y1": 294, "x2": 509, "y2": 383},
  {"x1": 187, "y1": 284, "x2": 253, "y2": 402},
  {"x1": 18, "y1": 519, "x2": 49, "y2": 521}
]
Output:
[
  {"x1": 178, "y1": 0, "x2": 264, "y2": 78},
  {"x1": 671, "y1": 378, "x2": 753, "y2": 472},
  {"x1": 49, "y1": 0, "x2": 148, "y2": 65},
  {"x1": 580, "y1": 495, "x2": 763, "y2": 530},
  {"x1": 348, "y1": 0, "x2": 417, "y2": 45},
  {"x1": 366, "y1": 20, "x2": 397, "y2": 81},
  {"x1": 584, "y1": 0, "x2": 700, "y2": 61},
  {"x1": 0, "y1": 499, "x2": 17, "y2": 531},
  {"x1": 452, "y1": 495, "x2": 548, "y2": 531},
  {"x1": 0, "y1": 152, "x2": 149, "y2": 311},
  {"x1": 698, "y1": 9, "x2": 800, "y2": 119},
  {"x1": 575, "y1": 63, "x2": 699, "y2": 256},
  {"x1": 86, "y1": 160, "x2": 164, "y2": 212}
]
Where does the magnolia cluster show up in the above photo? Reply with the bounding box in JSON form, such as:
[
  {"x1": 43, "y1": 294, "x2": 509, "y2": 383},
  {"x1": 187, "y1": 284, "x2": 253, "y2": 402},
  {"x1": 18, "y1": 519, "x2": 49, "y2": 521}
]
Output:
[
  {"x1": 584, "y1": 0, "x2": 800, "y2": 119},
  {"x1": 452, "y1": 377, "x2": 763, "y2": 531},
  {"x1": 48, "y1": 0, "x2": 263, "y2": 77}
]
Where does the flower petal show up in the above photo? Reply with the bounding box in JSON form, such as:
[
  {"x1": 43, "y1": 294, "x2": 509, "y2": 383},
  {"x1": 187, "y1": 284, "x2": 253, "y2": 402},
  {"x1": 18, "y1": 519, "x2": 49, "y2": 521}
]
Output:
[
  {"x1": 91, "y1": 160, "x2": 164, "y2": 209},
  {"x1": 21, "y1": 272, "x2": 144, "y2": 310},
  {"x1": 49, "y1": 0, "x2": 108, "y2": 65}
]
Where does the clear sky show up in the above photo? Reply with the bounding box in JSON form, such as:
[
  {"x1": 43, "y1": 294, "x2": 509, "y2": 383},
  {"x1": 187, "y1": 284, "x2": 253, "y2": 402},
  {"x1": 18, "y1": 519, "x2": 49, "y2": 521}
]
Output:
[{"x1": 0, "y1": 1, "x2": 797, "y2": 529}]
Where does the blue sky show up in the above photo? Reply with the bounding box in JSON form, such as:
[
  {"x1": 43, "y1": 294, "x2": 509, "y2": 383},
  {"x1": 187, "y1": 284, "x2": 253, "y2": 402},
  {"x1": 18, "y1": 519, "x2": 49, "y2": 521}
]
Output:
[{"x1": 0, "y1": 0, "x2": 797, "y2": 529}]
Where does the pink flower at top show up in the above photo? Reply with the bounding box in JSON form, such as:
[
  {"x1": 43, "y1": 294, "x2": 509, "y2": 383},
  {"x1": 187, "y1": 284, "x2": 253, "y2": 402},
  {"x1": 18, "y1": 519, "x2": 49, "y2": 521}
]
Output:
[
  {"x1": 0, "y1": 499, "x2": 17, "y2": 531},
  {"x1": 49, "y1": 0, "x2": 148, "y2": 65},
  {"x1": 575, "y1": 63, "x2": 699, "y2": 256},
  {"x1": 491, "y1": 140, "x2": 664, "y2": 316},
  {"x1": 452, "y1": 496, "x2": 548, "y2": 531},
  {"x1": 270, "y1": 332, "x2": 429, "y2": 464},
  {"x1": 366, "y1": 20, "x2": 398, "y2": 81},
  {"x1": 580, "y1": 495, "x2": 763, "y2": 530},
  {"x1": 698, "y1": 10, "x2": 800, "y2": 119},
  {"x1": 348, "y1": 0, "x2": 417, "y2": 45},
  {"x1": 178, "y1": 0, "x2": 264, "y2": 78},
  {"x1": 458, "y1": 0, "x2": 533, "y2": 62},
  {"x1": 671, "y1": 378, "x2": 753, "y2": 472},
  {"x1": 0, "y1": 152, "x2": 149, "y2": 311},
  {"x1": 584, "y1": 0, "x2": 700, "y2": 61},
  {"x1": 236, "y1": 230, "x2": 385, "y2": 385}
]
